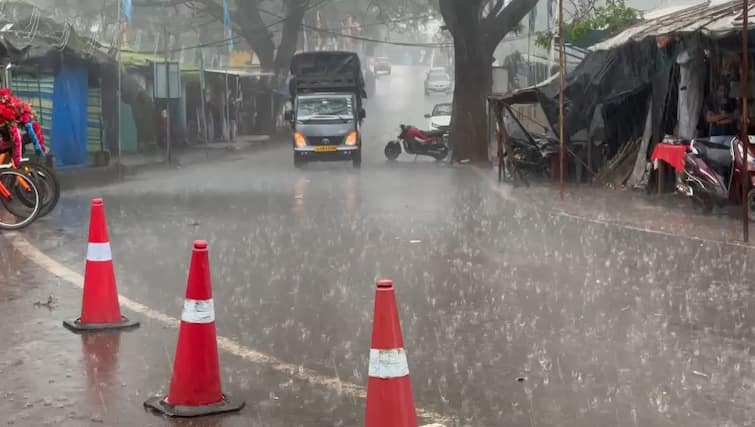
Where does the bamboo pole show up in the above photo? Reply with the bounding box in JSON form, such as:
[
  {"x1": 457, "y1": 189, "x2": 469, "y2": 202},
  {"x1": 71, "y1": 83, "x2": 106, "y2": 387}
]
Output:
[
  {"x1": 742, "y1": 0, "x2": 750, "y2": 242},
  {"x1": 558, "y1": 0, "x2": 566, "y2": 200},
  {"x1": 116, "y1": 0, "x2": 123, "y2": 168}
]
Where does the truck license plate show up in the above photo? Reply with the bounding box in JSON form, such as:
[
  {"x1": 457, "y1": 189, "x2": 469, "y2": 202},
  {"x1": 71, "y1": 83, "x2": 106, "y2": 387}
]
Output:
[{"x1": 314, "y1": 145, "x2": 338, "y2": 152}]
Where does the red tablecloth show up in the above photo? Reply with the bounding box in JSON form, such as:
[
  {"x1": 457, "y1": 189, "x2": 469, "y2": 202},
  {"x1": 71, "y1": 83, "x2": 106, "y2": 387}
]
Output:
[{"x1": 651, "y1": 143, "x2": 689, "y2": 172}]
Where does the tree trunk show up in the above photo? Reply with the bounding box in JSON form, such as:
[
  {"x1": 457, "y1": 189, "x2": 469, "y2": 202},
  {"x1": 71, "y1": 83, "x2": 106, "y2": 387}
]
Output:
[
  {"x1": 439, "y1": 0, "x2": 538, "y2": 163},
  {"x1": 238, "y1": 1, "x2": 275, "y2": 68},
  {"x1": 275, "y1": 0, "x2": 307, "y2": 74},
  {"x1": 449, "y1": 30, "x2": 493, "y2": 163},
  {"x1": 266, "y1": 1, "x2": 306, "y2": 135}
]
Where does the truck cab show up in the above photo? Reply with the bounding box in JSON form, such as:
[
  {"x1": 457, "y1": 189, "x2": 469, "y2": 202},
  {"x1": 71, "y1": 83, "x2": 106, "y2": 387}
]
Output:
[{"x1": 287, "y1": 51, "x2": 367, "y2": 169}]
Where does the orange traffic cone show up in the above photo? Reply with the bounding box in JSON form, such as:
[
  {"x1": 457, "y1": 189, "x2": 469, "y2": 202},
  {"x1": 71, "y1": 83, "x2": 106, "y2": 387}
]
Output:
[
  {"x1": 365, "y1": 279, "x2": 418, "y2": 427},
  {"x1": 144, "y1": 240, "x2": 244, "y2": 417},
  {"x1": 63, "y1": 198, "x2": 139, "y2": 332}
]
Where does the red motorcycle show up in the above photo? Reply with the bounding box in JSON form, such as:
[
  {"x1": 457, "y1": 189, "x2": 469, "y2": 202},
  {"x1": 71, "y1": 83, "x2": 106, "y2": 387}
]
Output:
[
  {"x1": 679, "y1": 135, "x2": 755, "y2": 219},
  {"x1": 384, "y1": 125, "x2": 449, "y2": 161}
]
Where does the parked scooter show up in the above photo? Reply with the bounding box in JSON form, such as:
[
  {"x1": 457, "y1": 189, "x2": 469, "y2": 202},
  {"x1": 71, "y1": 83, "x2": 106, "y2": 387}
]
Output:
[
  {"x1": 506, "y1": 134, "x2": 560, "y2": 178},
  {"x1": 678, "y1": 135, "x2": 755, "y2": 219},
  {"x1": 384, "y1": 124, "x2": 449, "y2": 161}
]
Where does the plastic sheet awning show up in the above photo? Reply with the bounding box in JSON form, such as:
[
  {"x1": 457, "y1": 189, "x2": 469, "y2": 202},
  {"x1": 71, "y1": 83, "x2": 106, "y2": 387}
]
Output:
[{"x1": 593, "y1": 0, "x2": 755, "y2": 51}]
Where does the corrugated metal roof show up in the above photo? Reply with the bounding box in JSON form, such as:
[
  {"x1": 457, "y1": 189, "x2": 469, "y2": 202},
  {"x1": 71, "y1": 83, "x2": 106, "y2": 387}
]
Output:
[
  {"x1": 593, "y1": 0, "x2": 753, "y2": 51},
  {"x1": 519, "y1": 44, "x2": 588, "y2": 68}
]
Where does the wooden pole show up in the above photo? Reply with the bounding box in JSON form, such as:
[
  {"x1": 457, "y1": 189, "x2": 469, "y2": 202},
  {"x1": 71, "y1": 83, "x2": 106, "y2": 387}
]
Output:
[
  {"x1": 164, "y1": 26, "x2": 172, "y2": 163},
  {"x1": 558, "y1": 0, "x2": 566, "y2": 199},
  {"x1": 199, "y1": 49, "x2": 209, "y2": 145},
  {"x1": 742, "y1": 0, "x2": 750, "y2": 242},
  {"x1": 116, "y1": 0, "x2": 123, "y2": 168}
]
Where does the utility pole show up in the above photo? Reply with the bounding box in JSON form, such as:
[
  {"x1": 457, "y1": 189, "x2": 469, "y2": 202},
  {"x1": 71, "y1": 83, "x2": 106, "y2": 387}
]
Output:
[{"x1": 741, "y1": 0, "x2": 750, "y2": 242}]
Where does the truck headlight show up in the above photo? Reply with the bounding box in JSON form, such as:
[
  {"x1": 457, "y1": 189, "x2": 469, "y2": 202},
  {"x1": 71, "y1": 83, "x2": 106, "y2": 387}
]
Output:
[
  {"x1": 344, "y1": 131, "x2": 358, "y2": 146},
  {"x1": 294, "y1": 132, "x2": 307, "y2": 147}
]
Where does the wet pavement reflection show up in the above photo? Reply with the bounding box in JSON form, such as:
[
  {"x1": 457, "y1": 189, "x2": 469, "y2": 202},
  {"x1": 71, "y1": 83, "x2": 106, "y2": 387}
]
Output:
[{"x1": 0, "y1": 66, "x2": 753, "y2": 426}]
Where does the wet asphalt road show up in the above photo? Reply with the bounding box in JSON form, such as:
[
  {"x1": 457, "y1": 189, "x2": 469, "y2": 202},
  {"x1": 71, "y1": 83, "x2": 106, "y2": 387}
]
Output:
[{"x1": 1, "y1": 66, "x2": 754, "y2": 427}]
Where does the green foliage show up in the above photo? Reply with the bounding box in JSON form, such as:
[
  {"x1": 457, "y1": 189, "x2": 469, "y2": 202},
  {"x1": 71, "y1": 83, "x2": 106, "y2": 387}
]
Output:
[{"x1": 534, "y1": 0, "x2": 638, "y2": 49}]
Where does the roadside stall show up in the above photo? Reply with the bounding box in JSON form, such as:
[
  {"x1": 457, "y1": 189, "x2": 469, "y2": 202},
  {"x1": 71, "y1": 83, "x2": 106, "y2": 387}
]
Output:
[{"x1": 489, "y1": 0, "x2": 755, "y2": 195}]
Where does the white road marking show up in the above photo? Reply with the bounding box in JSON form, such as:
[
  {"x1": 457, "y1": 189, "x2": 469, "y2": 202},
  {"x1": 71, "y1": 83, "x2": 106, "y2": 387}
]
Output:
[{"x1": 7, "y1": 234, "x2": 449, "y2": 426}]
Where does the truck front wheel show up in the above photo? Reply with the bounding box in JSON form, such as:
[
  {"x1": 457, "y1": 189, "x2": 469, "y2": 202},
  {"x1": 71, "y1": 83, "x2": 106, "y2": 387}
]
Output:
[{"x1": 352, "y1": 151, "x2": 362, "y2": 169}]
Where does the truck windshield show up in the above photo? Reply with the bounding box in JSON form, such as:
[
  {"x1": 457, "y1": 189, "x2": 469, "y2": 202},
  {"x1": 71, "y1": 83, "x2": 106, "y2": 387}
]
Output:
[{"x1": 297, "y1": 97, "x2": 353, "y2": 121}]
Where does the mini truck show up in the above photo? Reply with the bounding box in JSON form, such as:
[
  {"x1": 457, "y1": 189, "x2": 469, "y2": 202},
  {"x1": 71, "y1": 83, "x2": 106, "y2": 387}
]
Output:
[{"x1": 287, "y1": 51, "x2": 367, "y2": 168}]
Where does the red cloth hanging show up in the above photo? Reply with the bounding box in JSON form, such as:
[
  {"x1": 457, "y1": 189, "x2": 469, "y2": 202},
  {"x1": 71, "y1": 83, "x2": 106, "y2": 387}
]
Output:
[{"x1": 651, "y1": 143, "x2": 689, "y2": 172}]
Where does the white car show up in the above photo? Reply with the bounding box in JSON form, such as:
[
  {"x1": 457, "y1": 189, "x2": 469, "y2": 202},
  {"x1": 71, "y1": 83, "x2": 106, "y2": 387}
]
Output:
[
  {"x1": 425, "y1": 103, "x2": 452, "y2": 130},
  {"x1": 424, "y1": 68, "x2": 452, "y2": 95}
]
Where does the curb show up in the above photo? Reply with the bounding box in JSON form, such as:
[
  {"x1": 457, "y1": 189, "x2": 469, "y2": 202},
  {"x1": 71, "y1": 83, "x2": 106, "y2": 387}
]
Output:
[{"x1": 57, "y1": 137, "x2": 285, "y2": 190}]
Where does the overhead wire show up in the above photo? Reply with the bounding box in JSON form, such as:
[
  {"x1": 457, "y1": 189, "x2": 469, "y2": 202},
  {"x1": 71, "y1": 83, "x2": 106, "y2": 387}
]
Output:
[
  {"x1": 24, "y1": 0, "x2": 451, "y2": 56},
  {"x1": 257, "y1": 3, "x2": 450, "y2": 47},
  {"x1": 123, "y1": 0, "x2": 449, "y2": 55},
  {"x1": 133, "y1": 24, "x2": 451, "y2": 55}
]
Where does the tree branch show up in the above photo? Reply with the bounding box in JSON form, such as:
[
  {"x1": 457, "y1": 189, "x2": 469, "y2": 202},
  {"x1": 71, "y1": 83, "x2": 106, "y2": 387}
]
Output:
[
  {"x1": 274, "y1": 0, "x2": 308, "y2": 72},
  {"x1": 485, "y1": 0, "x2": 506, "y2": 20},
  {"x1": 438, "y1": 0, "x2": 484, "y2": 38},
  {"x1": 147, "y1": 0, "x2": 276, "y2": 67},
  {"x1": 482, "y1": 0, "x2": 538, "y2": 52}
]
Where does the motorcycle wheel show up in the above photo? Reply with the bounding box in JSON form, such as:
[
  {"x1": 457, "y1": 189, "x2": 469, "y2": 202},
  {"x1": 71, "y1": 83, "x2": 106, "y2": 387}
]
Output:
[
  {"x1": 384, "y1": 141, "x2": 401, "y2": 161},
  {"x1": 748, "y1": 189, "x2": 755, "y2": 222},
  {"x1": 433, "y1": 147, "x2": 449, "y2": 161}
]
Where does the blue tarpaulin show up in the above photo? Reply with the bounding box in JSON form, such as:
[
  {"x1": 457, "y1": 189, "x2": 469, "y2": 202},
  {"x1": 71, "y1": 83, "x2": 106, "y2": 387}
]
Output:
[
  {"x1": 123, "y1": 0, "x2": 132, "y2": 19},
  {"x1": 52, "y1": 63, "x2": 88, "y2": 167}
]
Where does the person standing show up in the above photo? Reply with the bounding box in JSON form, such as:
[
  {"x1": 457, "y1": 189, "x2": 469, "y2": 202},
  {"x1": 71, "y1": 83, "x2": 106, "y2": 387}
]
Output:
[
  {"x1": 228, "y1": 93, "x2": 238, "y2": 141},
  {"x1": 211, "y1": 93, "x2": 222, "y2": 142},
  {"x1": 705, "y1": 82, "x2": 738, "y2": 137}
]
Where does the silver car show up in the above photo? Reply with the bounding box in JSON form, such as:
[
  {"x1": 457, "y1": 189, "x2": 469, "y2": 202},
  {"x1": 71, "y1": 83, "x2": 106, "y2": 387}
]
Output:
[{"x1": 424, "y1": 68, "x2": 452, "y2": 95}]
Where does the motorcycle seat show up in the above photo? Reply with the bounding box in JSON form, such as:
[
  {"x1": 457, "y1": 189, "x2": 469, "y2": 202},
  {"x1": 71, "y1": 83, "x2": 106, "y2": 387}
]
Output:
[
  {"x1": 695, "y1": 143, "x2": 732, "y2": 177},
  {"x1": 422, "y1": 129, "x2": 446, "y2": 138}
]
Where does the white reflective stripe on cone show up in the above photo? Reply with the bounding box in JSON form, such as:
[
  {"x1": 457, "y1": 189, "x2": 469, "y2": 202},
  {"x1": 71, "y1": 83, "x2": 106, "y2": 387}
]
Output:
[
  {"x1": 368, "y1": 348, "x2": 409, "y2": 378},
  {"x1": 86, "y1": 242, "x2": 112, "y2": 262},
  {"x1": 181, "y1": 299, "x2": 215, "y2": 324}
]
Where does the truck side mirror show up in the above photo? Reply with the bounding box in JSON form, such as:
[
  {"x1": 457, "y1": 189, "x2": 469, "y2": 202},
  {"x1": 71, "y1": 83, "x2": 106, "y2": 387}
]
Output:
[
  {"x1": 359, "y1": 108, "x2": 366, "y2": 119},
  {"x1": 284, "y1": 110, "x2": 293, "y2": 122},
  {"x1": 424, "y1": 113, "x2": 431, "y2": 118}
]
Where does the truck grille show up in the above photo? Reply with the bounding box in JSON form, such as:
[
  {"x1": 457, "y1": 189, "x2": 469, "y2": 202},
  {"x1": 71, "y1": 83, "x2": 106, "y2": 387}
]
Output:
[{"x1": 308, "y1": 136, "x2": 343, "y2": 146}]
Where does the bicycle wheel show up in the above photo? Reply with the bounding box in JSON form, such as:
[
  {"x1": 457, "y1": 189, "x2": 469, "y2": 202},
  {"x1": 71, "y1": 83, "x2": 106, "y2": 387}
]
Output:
[
  {"x1": 0, "y1": 169, "x2": 41, "y2": 230},
  {"x1": 1, "y1": 170, "x2": 35, "y2": 215},
  {"x1": 18, "y1": 161, "x2": 60, "y2": 217}
]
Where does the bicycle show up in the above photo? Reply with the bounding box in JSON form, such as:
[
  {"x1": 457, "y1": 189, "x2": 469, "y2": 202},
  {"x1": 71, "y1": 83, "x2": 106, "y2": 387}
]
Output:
[
  {"x1": 0, "y1": 125, "x2": 60, "y2": 218},
  {"x1": 0, "y1": 168, "x2": 41, "y2": 230},
  {"x1": 0, "y1": 155, "x2": 59, "y2": 218}
]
